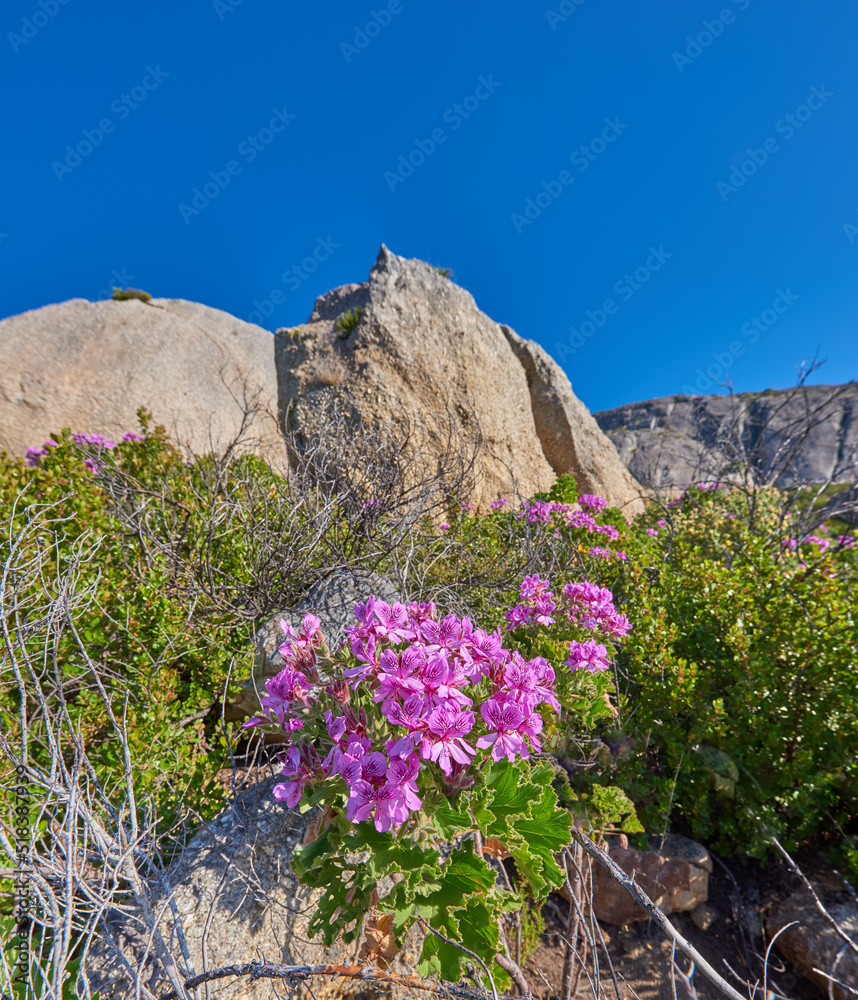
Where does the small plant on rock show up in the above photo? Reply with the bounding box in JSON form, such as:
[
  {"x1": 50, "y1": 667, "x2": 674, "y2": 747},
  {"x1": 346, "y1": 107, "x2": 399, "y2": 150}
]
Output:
[{"x1": 335, "y1": 305, "x2": 364, "y2": 336}]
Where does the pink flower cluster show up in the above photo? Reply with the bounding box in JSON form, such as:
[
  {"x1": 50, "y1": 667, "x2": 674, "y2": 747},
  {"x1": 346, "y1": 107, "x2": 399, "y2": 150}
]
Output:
[
  {"x1": 25, "y1": 439, "x2": 60, "y2": 466},
  {"x1": 564, "y1": 639, "x2": 612, "y2": 674},
  {"x1": 25, "y1": 430, "x2": 144, "y2": 469},
  {"x1": 519, "y1": 499, "x2": 620, "y2": 543},
  {"x1": 578, "y1": 494, "x2": 608, "y2": 512},
  {"x1": 250, "y1": 595, "x2": 563, "y2": 832},
  {"x1": 805, "y1": 534, "x2": 830, "y2": 554},
  {"x1": 505, "y1": 575, "x2": 556, "y2": 628},
  {"x1": 562, "y1": 581, "x2": 631, "y2": 638}
]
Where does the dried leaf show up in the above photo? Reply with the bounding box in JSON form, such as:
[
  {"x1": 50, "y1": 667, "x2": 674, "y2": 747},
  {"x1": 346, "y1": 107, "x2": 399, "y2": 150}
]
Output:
[
  {"x1": 358, "y1": 912, "x2": 399, "y2": 969},
  {"x1": 301, "y1": 808, "x2": 333, "y2": 846}
]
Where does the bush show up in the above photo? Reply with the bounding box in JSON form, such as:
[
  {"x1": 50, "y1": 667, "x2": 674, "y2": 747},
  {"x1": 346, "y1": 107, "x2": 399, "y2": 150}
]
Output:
[{"x1": 600, "y1": 484, "x2": 858, "y2": 868}]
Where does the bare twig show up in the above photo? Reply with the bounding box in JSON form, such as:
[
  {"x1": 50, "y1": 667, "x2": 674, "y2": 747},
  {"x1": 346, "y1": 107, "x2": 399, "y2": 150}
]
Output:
[
  {"x1": 772, "y1": 839, "x2": 858, "y2": 957},
  {"x1": 570, "y1": 828, "x2": 748, "y2": 1000},
  {"x1": 157, "y1": 961, "x2": 467, "y2": 1000}
]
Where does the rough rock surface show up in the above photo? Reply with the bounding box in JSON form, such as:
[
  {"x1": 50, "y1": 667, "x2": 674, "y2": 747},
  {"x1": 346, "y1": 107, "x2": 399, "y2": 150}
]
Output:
[
  {"x1": 276, "y1": 246, "x2": 643, "y2": 514},
  {"x1": 225, "y1": 568, "x2": 401, "y2": 721},
  {"x1": 84, "y1": 776, "x2": 422, "y2": 1000},
  {"x1": 767, "y1": 880, "x2": 858, "y2": 1000},
  {"x1": 595, "y1": 384, "x2": 858, "y2": 488},
  {"x1": 559, "y1": 835, "x2": 712, "y2": 926},
  {"x1": 501, "y1": 325, "x2": 644, "y2": 514},
  {"x1": 0, "y1": 297, "x2": 281, "y2": 459}
]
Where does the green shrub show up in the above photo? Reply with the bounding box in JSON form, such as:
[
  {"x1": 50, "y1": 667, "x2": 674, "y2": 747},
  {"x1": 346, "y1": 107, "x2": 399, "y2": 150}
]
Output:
[{"x1": 596, "y1": 485, "x2": 858, "y2": 868}]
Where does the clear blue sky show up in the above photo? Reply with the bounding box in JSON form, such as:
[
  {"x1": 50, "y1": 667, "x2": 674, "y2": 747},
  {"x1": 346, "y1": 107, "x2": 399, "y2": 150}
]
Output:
[{"x1": 2, "y1": 0, "x2": 856, "y2": 412}]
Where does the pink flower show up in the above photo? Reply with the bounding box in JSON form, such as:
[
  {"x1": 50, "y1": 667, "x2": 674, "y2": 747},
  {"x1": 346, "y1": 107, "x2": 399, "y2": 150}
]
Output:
[
  {"x1": 372, "y1": 601, "x2": 413, "y2": 642},
  {"x1": 346, "y1": 778, "x2": 399, "y2": 832},
  {"x1": 646, "y1": 528, "x2": 659, "y2": 537},
  {"x1": 656, "y1": 519, "x2": 667, "y2": 527},
  {"x1": 490, "y1": 498, "x2": 509, "y2": 509},
  {"x1": 588, "y1": 546, "x2": 613, "y2": 560},
  {"x1": 385, "y1": 754, "x2": 422, "y2": 822},
  {"x1": 373, "y1": 648, "x2": 424, "y2": 713},
  {"x1": 259, "y1": 665, "x2": 313, "y2": 723},
  {"x1": 345, "y1": 633, "x2": 379, "y2": 680},
  {"x1": 122, "y1": 431, "x2": 144, "y2": 442},
  {"x1": 421, "y1": 707, "x2": 476, "y2": 774},
  {"x1": 272, "y1": 746, "x2": 314, "y2": 807},
  {"x1": 602, "y1": 612, "x2": 632, "y2": 639},
  {"x1": 565, "y1": 640, "x2": 611, "y2": 674},
  {"x1": 578, "y1": 494, "x2": 608, "y2": 512},
  {"x1": 476, "y1": 697, "x2": 530, "y2": 762},
  {"x1": 837, "y1": 535, "x2": 855, "y2": 549},
  {"x1": 420, "y1": 614, "x2": 469, "y2": 654}
]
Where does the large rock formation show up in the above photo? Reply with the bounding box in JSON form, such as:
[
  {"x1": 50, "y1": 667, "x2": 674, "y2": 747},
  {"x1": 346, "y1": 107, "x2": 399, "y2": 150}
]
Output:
[
  {"x1": 0, "y1": 297, "x2": 281, "y2": 459},
  {"x1": 0, "y1": 249, "x2": 644, "y2": 514},
  {"x1": 276, "y1": 246, "x2": 643, "y2": 514},
  {"x1": 595, "y1": 384, "x2": 858, "y2": 488},
  {"x1": 84, "y1": 776, "x2": 422, "y2": 1000}
]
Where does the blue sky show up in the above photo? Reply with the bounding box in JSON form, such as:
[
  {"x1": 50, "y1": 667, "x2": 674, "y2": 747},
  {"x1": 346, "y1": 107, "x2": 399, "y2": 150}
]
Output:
[{"x1": 2, "y1": 0, "x2": 856, "y2": 413}]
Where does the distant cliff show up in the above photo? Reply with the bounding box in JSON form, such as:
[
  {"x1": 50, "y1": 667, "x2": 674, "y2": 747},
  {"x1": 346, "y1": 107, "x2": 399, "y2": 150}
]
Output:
[{"x1": 594, "y1": 384, "x2": 858, "y2": 488}]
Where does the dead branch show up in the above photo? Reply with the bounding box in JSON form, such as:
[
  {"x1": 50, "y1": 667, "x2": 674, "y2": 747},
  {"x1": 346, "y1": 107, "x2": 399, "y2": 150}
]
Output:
[
  {"x1": 156, "y1": 961, "x2": 473, "y2": 1000},
  {"x1": 569, "y1": 827, "x2": 748, "y2": 1000}
]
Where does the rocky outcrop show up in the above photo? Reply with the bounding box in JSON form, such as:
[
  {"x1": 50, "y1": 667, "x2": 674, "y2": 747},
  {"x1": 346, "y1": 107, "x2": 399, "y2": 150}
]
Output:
[
  {"x1": 226, "y1": 568, "x2": 401, "y2": 721},
  {"x1": 84, "y1": 780, "x2": 337, "y2": 999},
  {"x1": 500, "y1": 326, "x2": 644, "y2": 513},
  {"x1": 595, "y1": 384, "x2": 858, "y2": 488},
  {"x1": 0, "y1": 297, "x2": 281, "y2": 459},
  {"x1": 83, "y1": 776, "x2": 421, "y2": 1000},
  {"x1": 1, "y1": 250, "x2": 644, "y2": 514},
  {"x1": 276, "y1": 246, "x2": 643, "y2": 514},
  {"x1": 558, "y1": 835, "x2": 712, "y2": 926}
]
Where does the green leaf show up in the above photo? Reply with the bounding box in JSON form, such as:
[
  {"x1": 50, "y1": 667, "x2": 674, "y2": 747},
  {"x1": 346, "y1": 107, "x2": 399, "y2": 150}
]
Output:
[{"x1": 416, "y1": 896, "x2": 503, "y2": 982}]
